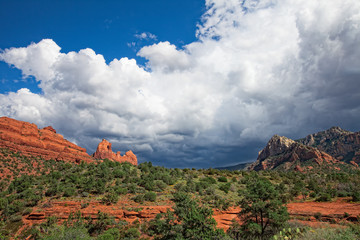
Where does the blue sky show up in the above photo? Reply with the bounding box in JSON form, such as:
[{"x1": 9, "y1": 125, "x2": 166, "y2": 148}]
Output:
[
  {"x1": 0, "y1": 0, "x2": 204, "y2": 93},
  {"x1": 1, "y1": 0, "x2": 360, "y2": 168}
]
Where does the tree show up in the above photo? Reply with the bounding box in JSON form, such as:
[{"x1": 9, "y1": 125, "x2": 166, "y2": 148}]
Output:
[
  {"x1": 238, "y1": 174, "x2": 289, "y2": 239},
  {"x1": 148, "y1": 192, "x2": 227, "y2": 240}
]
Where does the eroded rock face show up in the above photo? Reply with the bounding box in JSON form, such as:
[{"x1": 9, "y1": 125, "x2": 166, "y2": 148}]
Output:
[
  {"x1": 248, "y1": 135, "x2": 341, "y2": 171},
  {"x1": 93, "y1": 139, "x2": 137, "y2": 165},
  {"x1": 298, "y1": 126, "x2": 360, "y2": 164},
  {"x1": 0, "y1": 116, "x2": 93, "y2": 163}
]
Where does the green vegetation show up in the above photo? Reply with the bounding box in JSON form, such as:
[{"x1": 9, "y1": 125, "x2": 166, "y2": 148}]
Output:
[
  {"x1": 147, "y1": 191, "x2": 227, "y2": 240},
  {"x1": 238, "y1": 174, "x2": 289, "y2": 238},
  {"x1": 0, "y1": 148, "x2": 359, "y2": 239}
]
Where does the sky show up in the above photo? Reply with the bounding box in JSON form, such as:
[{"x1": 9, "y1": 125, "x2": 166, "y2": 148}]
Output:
[{"x1": 1, "y1": 0, "x2": 360, "y2": 168}]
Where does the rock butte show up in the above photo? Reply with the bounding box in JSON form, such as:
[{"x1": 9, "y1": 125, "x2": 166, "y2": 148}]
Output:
[
  {"x1": 93, "y1": 139, "x2": 137, "y2": 165},
  {"x1": 0, "y1": 116, "x2": 137, "y2": 165}
]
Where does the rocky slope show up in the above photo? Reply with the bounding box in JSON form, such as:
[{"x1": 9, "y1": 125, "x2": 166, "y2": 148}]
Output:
[
  {"x1": 0, "y1": 117, "x2": 138, "y2": 165},
  {"x1": 248, "y1": 134, "x2": 346, "y2": 171},
  {"x1": 0, "y1": 117, "x2": 93, "y2": 163},
  {"x1": 93, "y1": 139, "x2": 137, "y2": 165},
  {"x1": 298, "y1": 126, "x2": 360, "y2": 167}
]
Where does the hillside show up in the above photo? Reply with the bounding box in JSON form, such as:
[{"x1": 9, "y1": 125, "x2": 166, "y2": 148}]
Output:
[
  {"x1": 216, "y1": 162, "x2": 251, "y2": 170},
  {"x1": 0, "y1": 118, "x2": 359, "y2": 239}
]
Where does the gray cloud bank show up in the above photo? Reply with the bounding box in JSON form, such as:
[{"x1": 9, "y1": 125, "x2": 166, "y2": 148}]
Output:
[{"x1": 1, "y1": 0, "x2": 360, "y2": 168}]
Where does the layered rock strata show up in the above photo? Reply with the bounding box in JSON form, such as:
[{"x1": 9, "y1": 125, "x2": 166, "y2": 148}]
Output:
[{"x1": 0, "y1": 117, "x2": 93, "y2": 163}]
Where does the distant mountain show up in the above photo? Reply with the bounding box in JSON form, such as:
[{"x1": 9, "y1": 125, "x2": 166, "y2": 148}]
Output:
[
  {"x1": 298, "y1": 126, "x2": 360, "y2": 167},
  {"x1": 216, "y1": 162, "x2": 252, "y2": 170},
  {"x1": 248, "y1": 128, "x2": 359, "y2": 171}
]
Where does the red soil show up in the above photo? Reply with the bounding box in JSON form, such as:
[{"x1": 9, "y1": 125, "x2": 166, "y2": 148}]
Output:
[
  {"x1": 18, "y1": 197, "x2": 360, "y2": 237},
  {"x1": 287, "y1": 198, "x2": 360, "y2": 223}
]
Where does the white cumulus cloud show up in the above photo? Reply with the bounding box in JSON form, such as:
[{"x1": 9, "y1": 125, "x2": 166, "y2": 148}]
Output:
[{"x1": 1, "y1": 0, "x2": 360, "y2": 168}]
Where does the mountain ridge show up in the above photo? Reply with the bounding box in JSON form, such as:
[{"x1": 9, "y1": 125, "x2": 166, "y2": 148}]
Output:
[{"x1": 248, "y1": 126, "x2": 360, "y2": 171}]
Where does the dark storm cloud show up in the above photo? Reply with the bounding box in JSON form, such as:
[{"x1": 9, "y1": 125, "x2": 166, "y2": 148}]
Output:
[{"x1": 1, "y1": 0, "x2": 360, "y2": 168}]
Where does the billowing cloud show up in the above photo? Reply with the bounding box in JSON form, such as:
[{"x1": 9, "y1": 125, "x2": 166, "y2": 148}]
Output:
[{"x1": 1, "y1": 0, "x2": 360, "y2": 168}]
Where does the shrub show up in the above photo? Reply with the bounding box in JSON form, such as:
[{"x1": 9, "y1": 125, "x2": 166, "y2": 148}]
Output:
[
  {"x1": 9, "y1": 214, "x2": 22, "y2": 222},
  {"x1": 314, "y1": 212, "x2": 322, "y2": 220},
  {"x1": 154, "y1": 180, "x2": 167, "y2": 192},
  {"x1": 0, "y1": 198, "x2": 8, "y2": 211},
  {"x1": 219, "y1": 183, "x2": 231, "y2": 193},
  {"x1": 41, "y1": 226, "x2": 92, "y2": 240},
  {"x1": 63, "y1": 187, "x2": 77, "y2": 197},
  {"x1": 351, "y1": 191, "x2": 360, "y2": 202},
  {"x1": 133, "y1": 194, "x2": 144, "y2": 204},
  {"x1": 316, "y1": 193, "x2": 332, "y2": 202},
  {"x1": 97, "y1": 233, "x2": 114, "y2": 240},
  {"x1": 97, "y1": 228, "x2": 120, "y2": 240},
  {"x1": 201, "y1": 177, "x2": 217, "y2": 185},
  {"x1": 144, "y1": 192, "x2": 157, "y2": 202},
  {"x1": 101, "y1": 191, "x2": 119, "y2": 205},
  {"x1": 218, "y1": 176, "x2": 228, "y2": 182},
  {"x1": 124, "y1": 227, "x2": 140, "y2": 238},
  {"x1": 147, "y1": 192, "x2": 226, "y2": 239},
  {"x1": 114, "y1": 187, "x2": 127, "y2": 195}
]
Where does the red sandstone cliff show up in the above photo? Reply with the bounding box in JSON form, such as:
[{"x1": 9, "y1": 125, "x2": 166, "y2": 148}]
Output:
[
  {"x1": 93, "y1": 139, "x2": 137, "y2": 165},
  {"x1": 0, "y1": 116, "x2": 94, "y2": 163}
]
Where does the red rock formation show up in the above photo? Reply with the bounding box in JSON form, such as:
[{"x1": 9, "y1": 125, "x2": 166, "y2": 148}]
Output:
[
  {"x1": 298, "y1": 126, "x2": 360, "y2": 165},
  {"x1": 93, "y1": 139, "x2": 137, "y2": 165},
  {"x1": 0, "y1": 116, "x2": 93, "y2": 163},
  {"x1": 248, "y1": 135, "x2": 342, "y2": 171}
]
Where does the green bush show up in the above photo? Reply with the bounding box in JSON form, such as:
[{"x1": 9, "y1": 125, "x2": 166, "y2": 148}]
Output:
[
  {"x1": 147, "y1": 192, "x2": 226, "y2": 239},
  {"x1": 316, "y1": 192, "x2": 332, "y2": 202},
  {"x1": 201, "y1": 177, "x2": 217, "y2": 185},
  {"x1": 101, "y1": 191, "x2": 119, "y2": 205},
  {"x1": 124, "y1": 227, "x2": 140, "y2": 238},
  {"x1": 114, "y1": 187, "x2": 127, "y2": 195},
  {"x1": 218, "y1": 176, "x2": 228, "y2": 182},
  {"x1": 219, "y1": 183, "x2": 231, "y2": 193},
  {"x1": 351, "y1": 191, "x2": 360, "y2": 202},
  {"x1": 97, "y1": 233, "x2": 113, "y2": 240},
  {"x1": 133, "y1": 194, "x2": 144, "y2": 204},
  {"x1": 9, "y1": 214, "x2": 22, "y2": 222},
  {"x1": 144, "y1": 192, "x2": 156, "y2": 202},
  {"x1": 314, "y1": 212, "x2": 322, "y2": 220},
  {"x1": 63, "y1": 187, "x2": 77, "y2": 197},
  {"x1": 42, "y1": 226, "x2": 92, "y2": 240},
  {"x1": 100, "y1": 228, "x2": 120, "y2": 240}
]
